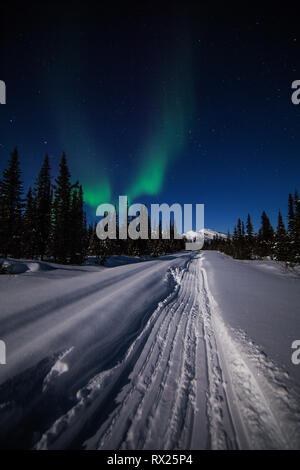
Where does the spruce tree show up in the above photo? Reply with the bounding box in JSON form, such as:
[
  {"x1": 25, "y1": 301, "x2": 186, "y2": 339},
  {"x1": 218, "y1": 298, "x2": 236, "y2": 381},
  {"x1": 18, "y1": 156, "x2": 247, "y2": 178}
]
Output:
[
  {"x1": 52, "y1": 152, "x2": 72, "y2": 263},
  {"x1": 89, "y1": 222, "x2": 102, "y2": 262},
  {"x1": 0, "y1": 148, "x2": 24, "y2": 258},
  {"x1": 241, "y1": 221, "x2": 245, "y2": 237},
  {"x1": 245, "y1": 213, "x2": 254, "y2": 259},
  {"x1": 69, "y1": 183, "x2": 87, "y2": 263},
  {"x1": 237, "y1": 218, "x2": 242, "y2": 238},
  {"x1": 87, "y1": 223, "x2": 94, "y2": 255},
  {"x1": 287, "y1": 193, "x2": 295, "y2": 260},
  {"x1": 23, "y1": 187, "x2": 37, "y2": 258},
  {"x1": 232, "y1": 218, "x2": 246, "y2": 259},
  {"x1": 35, "y1": 155, "x2": 52, "y2": 260},
  {"x1": 246, "y1": 214, "x2": 253, "y2": 238},
  {"x1": 294, "y1": 190, "x2": 300, "y2": 263},
  {"x1": 258, "y1": 211, "x2": 274, "y2": 258},
  {"x1": 275, "y1": 211, "x2": 289, "y2": 261}
]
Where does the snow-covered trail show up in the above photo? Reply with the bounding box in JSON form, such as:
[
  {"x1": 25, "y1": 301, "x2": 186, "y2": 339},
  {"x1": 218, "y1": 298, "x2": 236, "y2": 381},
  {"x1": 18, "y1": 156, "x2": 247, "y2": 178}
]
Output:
[
  {"x1": 0, "y1": 253, "x2": 192, "y2": 448},
  {"x1": 0, "y1": 254, "x2": 191, "y2": 387},
  {"x1": 35, "y1": 253, "x2": 215, "y2": 450},
  {"x1": 37, "y1": 254, "x2": 300, "y2": 450},
  {"x1": 1, "y1": 251, "x2": 300, "y2": 449}
]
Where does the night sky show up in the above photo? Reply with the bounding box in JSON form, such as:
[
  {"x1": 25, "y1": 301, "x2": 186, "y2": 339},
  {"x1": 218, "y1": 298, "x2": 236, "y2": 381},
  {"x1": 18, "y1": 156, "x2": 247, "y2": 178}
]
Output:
[{"x1": 1, "y1": 1, "x2": 299, "y2": 233}]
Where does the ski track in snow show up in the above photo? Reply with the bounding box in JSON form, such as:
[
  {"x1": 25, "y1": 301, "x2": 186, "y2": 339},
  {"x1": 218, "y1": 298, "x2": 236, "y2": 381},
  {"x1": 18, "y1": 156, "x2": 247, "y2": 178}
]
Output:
[{"x1": 33, "y1": 253, "x2": 300, "y2": 450}]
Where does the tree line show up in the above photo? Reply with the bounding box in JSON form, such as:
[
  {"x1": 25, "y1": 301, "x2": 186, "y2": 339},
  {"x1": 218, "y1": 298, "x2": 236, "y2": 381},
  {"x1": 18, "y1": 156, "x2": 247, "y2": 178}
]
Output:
[
  {"x1": 203, "y1": 191, "x2": 300, "y2": 263},
  {"x1": 0, "y1": 148, "x2": 184, "y2": 265}
]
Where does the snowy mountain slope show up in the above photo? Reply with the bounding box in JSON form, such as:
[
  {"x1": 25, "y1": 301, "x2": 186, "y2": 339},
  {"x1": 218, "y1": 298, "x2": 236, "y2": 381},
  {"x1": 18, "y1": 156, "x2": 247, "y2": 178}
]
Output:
[
  {"x1": 184, "y1": 228, "x2": 227, "y2": 242},
  {"x1": 0, "y1": 251, "x2": 300, "y2": 449}
]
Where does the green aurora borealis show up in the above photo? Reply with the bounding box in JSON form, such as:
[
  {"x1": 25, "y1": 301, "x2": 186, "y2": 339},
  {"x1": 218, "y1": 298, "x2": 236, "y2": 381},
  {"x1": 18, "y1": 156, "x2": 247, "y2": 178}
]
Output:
[
  {"x1": 49, "y1": 13, "x2": 196, "y2": 210},
  {"x1": 127, "y1": 38, "x2": 195, "y2": 203},
  {"x1": 2, "y1": 2, "x2": 300, "y2": 234}
]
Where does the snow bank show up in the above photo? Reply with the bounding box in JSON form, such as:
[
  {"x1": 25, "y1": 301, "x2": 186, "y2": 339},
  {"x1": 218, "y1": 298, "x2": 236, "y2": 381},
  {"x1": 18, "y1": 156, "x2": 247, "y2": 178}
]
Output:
[
  {"x1": 84, "y1": 255, "x2": 152, "y2": 268},
  {"x1": 0, "y1": 258, "x2": 56, "y2": 275},
  {"x1": 202, "y1": 251, "x2": 300, "y2": 383},
  {"x1": 0, "y1": 255, "x2": 153, "y2": 276}
]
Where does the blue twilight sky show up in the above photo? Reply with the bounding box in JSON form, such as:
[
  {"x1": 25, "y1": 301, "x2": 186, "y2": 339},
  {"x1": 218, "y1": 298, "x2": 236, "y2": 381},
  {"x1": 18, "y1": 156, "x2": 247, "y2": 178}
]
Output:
[{"x1": 0, "y1": 2, "x2": 299, "y2": 233}]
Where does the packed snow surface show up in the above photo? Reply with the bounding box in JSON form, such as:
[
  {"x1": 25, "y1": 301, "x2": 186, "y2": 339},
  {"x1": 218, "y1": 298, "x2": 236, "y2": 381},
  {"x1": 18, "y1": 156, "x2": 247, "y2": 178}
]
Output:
[{"x1": 0, "y1": 251, "x2": 300, "y2": 449}]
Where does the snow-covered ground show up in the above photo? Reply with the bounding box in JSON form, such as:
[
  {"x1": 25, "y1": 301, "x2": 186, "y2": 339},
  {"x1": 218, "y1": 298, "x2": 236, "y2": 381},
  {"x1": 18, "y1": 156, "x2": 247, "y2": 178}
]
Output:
[{"x1": 0, "y1": 251, "x2": 299, "y2": 449}]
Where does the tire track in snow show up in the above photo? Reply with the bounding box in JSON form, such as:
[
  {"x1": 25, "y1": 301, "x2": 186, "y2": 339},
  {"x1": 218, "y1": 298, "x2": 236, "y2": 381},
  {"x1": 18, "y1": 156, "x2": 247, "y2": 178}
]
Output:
[
  {"x1": 35, "y1": 261, "x2": 192, "y2": 450},
  {"x1": 140, "y1": 267, "x2": 199, "y2": 450},
  {"x1": 86, "y1": 258, "x2": 201, "y2": 450}
]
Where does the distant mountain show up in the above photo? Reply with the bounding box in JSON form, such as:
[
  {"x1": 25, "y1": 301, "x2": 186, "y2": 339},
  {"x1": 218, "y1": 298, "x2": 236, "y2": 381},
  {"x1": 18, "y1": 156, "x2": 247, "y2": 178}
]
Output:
[{"x1": 184, "y1": 228, "x2": 227, "y2": 242}]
